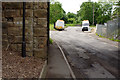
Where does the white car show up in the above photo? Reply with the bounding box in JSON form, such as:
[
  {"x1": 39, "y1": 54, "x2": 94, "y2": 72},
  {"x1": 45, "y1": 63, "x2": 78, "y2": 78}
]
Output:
[{"x1": 82, "y1": 20, "x2": 89, "y2": 31}]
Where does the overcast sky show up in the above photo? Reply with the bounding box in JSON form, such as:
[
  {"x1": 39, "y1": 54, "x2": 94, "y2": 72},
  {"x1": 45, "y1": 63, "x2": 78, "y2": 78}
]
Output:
[{"x1": 56, "y1": 0, "x2": 99, "y2": 14}]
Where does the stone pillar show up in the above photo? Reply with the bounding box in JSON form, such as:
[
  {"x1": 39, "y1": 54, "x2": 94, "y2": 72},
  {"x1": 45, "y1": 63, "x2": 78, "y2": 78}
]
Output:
[
  {"x1": 2, "y1": 2, "x2": 48, "y2": 58},
  {"x1": 33, "y1": 2, "x2": 48, "y2": 58}
]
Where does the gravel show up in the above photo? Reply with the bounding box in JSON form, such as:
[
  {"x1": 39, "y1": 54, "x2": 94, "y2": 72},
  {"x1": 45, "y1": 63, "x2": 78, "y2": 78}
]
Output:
[{"x1": 2, "y1": 50, "x2": 45, "y2": 78}]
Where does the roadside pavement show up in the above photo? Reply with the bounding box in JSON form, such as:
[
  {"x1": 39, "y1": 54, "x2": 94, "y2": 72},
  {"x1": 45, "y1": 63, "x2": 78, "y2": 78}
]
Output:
[{"x1": 46, "y1": 42, "x2": 72, "y2": 78}]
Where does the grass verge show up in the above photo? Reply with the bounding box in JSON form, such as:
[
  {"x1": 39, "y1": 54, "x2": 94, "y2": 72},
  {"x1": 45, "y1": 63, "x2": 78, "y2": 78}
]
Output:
[
  {"x1": 50, "y1": 24, "x2": 56, "y2": 31},
  {"x1": 90, "y1": 25, "x2": 96, "y2": 27},
  {"x1": 65, "y1": 24, "x2": 77, "y2": 27},
  {"x1": 49, "y1": 38, "x2": 53, "y2": 44},
  {"x1": 96, "y1": 33, "x2": 120, "y2": 42}
]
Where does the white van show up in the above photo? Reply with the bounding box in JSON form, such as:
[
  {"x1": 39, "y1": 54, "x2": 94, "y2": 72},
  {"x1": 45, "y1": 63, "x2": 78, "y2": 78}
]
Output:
[
  {"x1": 82, "y1": 20, "x2": 89, "y2": 31},
  {"x1": 55, "y1": 20, "x2": 64, "y2": 30}
]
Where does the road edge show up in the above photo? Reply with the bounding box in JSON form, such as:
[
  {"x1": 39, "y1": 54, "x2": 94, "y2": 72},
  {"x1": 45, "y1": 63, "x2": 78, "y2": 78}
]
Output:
[
  {"x1": 55, "y1": 41, "x2": 77, "y2": 80},
  {"x1": 39, "y1": 60, "x2": 47, "y2": 80}
]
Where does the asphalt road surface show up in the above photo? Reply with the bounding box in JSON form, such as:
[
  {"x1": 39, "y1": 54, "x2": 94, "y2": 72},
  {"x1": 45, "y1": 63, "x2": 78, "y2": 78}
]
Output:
[{"x1": 50, "y1": 27, "x2": 119, "y2": 78}]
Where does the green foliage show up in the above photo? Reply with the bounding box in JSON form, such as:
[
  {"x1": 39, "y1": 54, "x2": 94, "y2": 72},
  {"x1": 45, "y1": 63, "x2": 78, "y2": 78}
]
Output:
[
  {"x1": 77, "y1": 2, "x2": 94, "y2": 25},
  {"x1": 77, "y1": 2, "x2": 112, "y2": 25},
  {"x1": 61, "y1": 13, "x2": 68, "y2": 23},
  {"x1": 65, "y1": 12, "x2": 77, "y2": 24},
  {"x1": 96, "y1": 33, "x2": 120, "y2": 42},
  {"x1": 112, "y1": 1, "x2": 120, "y2": 18},
  {"x1": 50, "y1": 24, "x2": 56, "y2": 31},
  {"x1": 68, "y1": 18, "x2": 76, "y2": 24},
  {"x1": 65, "y1": 24, "x2": 76, "y2": 27},
  {"x1": 50, "y1": 1, "x2": 113, "y2": 26},
  {"x1": 90, "y1": 25, "x2": 96, "y2": 27},
  {"x1": 50, "y1": 2, "x2": 65, "y2": 23},
  {"x1": 67, "y1": 12, "x2": 76, "y2": 18},
  {"x1": 49, "y1": 38, "x2": 53, "y2": 44},
  {"x1": 96, "y1": 2, "x2": 112, "y2": 24}
]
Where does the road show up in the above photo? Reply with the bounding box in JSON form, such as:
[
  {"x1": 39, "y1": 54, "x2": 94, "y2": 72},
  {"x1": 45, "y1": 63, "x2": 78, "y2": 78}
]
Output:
[{"x1": 50, "y1": 27, "x2": 119, "y2": 78}]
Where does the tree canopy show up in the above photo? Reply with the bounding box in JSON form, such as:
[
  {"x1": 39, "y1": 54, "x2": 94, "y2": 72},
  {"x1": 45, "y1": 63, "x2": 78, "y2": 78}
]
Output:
[
  {"x1": 50, "y1": 2, "x2": 64, "y2": 23},
  {"x1": 50, "y1": 1, "x2": 115, "y2": 25},
  {"x1": 77, "y1": 2, "x2": 112, "y2": 25}
]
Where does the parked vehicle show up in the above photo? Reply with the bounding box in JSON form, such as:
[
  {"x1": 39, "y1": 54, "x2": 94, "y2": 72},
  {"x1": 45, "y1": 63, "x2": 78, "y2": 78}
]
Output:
[
  {"x1": 54, "y1": 20, "x2": 64, "y2": 31},
  {"x1": 82, "y1": 20, "x2": 89, "y2": 31}
]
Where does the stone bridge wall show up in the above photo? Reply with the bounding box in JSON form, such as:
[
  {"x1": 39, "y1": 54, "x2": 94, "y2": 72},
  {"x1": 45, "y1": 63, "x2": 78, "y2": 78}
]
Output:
[{"x1": 2, "y1": 2, "x2": 48, "y2": 58}]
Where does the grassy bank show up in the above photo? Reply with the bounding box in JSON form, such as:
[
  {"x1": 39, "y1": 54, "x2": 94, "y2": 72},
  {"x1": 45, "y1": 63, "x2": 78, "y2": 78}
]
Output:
[
  {"x1": 90, "y1": 25, "x2": 96, "y2": 27},
  {"x1": 49, "y1": 38, "x2": 53, "y2": 44},
  {"x1": 96, "y1": 33, "x2": 120, "y2": 42},
  {"x1": 65, "y1": 24, "x2": 77, "y2": 27},
  {"x1": 50, "y1": 24, "x2": 56, "y2": 31}
]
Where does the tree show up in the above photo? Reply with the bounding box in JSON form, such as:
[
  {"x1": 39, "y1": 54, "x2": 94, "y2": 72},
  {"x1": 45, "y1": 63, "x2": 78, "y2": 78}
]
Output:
[
  {"x1": 66, "y1": 12, "x2": 77, "y2": 24},
  {"x1": 112, "y1": 1, "x2": 120, "y2": 18},
  {"x1": 96, "y1": 2, "x2": 112, "y2": 24},
  {"x1": 77, "y1": 2, "x2": 112, "y2": 25},
  {"x1": 77, "y1": 2, "x2": 94, "y2": 25},
  {"x1": 67, "y1": 12, "x2": 76, "y2": 18},
  {"x1": 50, "y1": 1, "x2": 65, "y2": 23}
]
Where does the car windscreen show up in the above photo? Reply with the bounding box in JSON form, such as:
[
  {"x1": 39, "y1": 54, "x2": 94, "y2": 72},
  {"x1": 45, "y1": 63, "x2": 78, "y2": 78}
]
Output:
[{"x1": 82, "y1": 23, "x2": 89, "y2": 26}]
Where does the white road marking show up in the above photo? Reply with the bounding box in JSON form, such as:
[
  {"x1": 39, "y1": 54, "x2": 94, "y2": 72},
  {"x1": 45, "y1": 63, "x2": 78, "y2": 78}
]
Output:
[{"x1": 55, "y1": 41, "x2": 77, "y2": 80}]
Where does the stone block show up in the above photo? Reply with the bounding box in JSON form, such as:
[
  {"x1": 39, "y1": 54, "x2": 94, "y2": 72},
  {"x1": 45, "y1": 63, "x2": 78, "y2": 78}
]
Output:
[
  {"x1": 2, "y1": 40, "x2": 8, "y2": 49},
  {"x1": 2, "y1": 2, "x2": 23, "y2": 9},
  {"x1": 17, "y1": 44, "x2": 22, "y2": 51},
  {"x1": 2, "y1": 34, "x2": 8, "y2": 41},
  {"x1": 34, "y1": 9, "x2": 47, "y2": 18},
  {"x1": 25, "y1": 35, "x2": 33, "y2": 43},
  {"x1": 26, "y1": 2, "x2": 33, "y2": 9},
  {"x1": 2, "y1": 22, "x2": 14, "y2": 31},
  {"x1": 20, "y1": 9, "x2": 33, "y2": 17},
  {"x1": 26, "y1": 51, "x2": 33, "y2": 57},
  {"x1": 33, "y1": 37, "x2": 47, "y2": 50},
  {"x1": 14, "y1": 17, "x2": 23, "y2": 27},
  {"x1": 2, "y1": 17, "x2": 7, "y2": 21},
  {"x1": 4, "y1": 10, "x2": 21, "y2": 17},
  {"x1": 9, "y1": 44, "x2": 17, "y2": 51},
  {"x1": 8, "y1": 35, "x2": 22, "y2": 44},
  {"x1": 37, "y1": 18, "x2": 47, "y2": 27},
  {"x1": 8, "y1": 27, "x2": 22, "y2": 36},
  {"x1": 33, "y1": 18, "x2": 38, "y2": 23},
  {"x1": 33, "y1": 28, "x2": 47, "y2": 37},
  {"x1": 26, "y1": 44, "x2": 33, "y2": 51},
  {"x1": 2, "y1": 22, "x2": 8, "y2": 34},
  {"x1": 38, "y1": 2, "x2": 48, "y2": 9},
  {"x1": 25, "y1": 26, "x2": 33, "y2": 36},
  {"x1": 34, "y1": 49, "x2": 47, "y2": 58},
  {"x1": 2, "y1": 11, "x2": 5, "y2": 17},
  {"x1": 34, "y1": 43, "x2": 47, "y2": 49},
  {"x1": 34, "y1": 37, "x2": 47, "y2": 44},
  {"x1": 25, "y1": 18, "x2": 33, "y2": 26},
  {"x1": 2, "y1": 28, "x2": 7, "y2": 35},
  {"x1": 33, "y1": 2, "x2": 38, "y2": 9}
]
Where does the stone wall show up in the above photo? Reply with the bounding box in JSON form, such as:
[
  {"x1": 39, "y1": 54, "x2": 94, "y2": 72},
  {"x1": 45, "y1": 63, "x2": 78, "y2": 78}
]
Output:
[{"x1": 2, "y1": 2, "x2": 48, "y2": 58}]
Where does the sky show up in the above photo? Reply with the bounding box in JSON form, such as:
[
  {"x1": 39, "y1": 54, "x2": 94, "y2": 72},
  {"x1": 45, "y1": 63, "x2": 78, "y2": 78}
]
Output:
[{"x1": 56, "y1": 0, "x2": 99, "y2": 14}]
